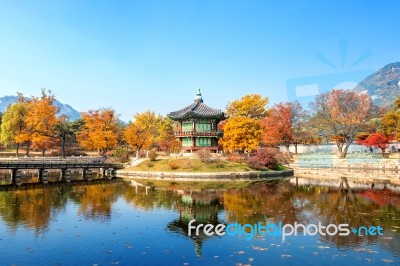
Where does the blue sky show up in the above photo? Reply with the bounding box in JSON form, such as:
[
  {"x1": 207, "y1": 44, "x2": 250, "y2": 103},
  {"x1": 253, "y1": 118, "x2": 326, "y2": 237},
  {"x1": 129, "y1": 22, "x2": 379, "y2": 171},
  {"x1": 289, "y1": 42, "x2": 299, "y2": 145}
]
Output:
[{"x1": 0, "y1": 0, "x2": 399, "y2": 121}]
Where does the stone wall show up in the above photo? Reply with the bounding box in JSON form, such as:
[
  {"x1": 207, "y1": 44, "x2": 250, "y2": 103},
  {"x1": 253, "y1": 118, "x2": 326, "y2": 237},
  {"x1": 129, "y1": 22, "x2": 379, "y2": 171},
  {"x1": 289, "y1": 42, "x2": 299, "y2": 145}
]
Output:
[
  {"x1": 116, "y1": 169, "x2": 294, "y2": 182},
  {"x1": 292, "y1": 163, "x2": 400, "y2": 186}
]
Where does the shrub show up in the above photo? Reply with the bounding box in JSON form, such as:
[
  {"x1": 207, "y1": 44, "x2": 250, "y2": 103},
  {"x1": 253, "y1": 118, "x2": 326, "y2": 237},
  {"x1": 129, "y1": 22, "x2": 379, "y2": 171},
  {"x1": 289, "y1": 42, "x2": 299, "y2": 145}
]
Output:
[
  {"x1": 168, "y1": 160, "x2": 180, "y2": 170},
  {"x1": 212, "y1": 159, "x2": 225, "y2": 169},
  {"x1": 112, "y1": 147, "x2": 131, "y2": 163},
  {"x1": 181, "y1": 159, "x2": 195, "y2": 169},
  {"x1": 146, "y1": 162, "x2": 154, "y2": 168},
  {"x1": 0, "y1": 146, "x2": 6, "y2": 152},
  {"x1": 196, "y1": 149, "x2": 211, "y2": 163},
  {"x1": 276, "y1": 152, "x2": 291, "y2": 165},
  {"x1": 246, "y1": 148, "x2": 280, "y2": 170},
  {"x1": 227, "y1": 153, "x2": 245, "y2": 163},
  {"x1": 149, "y1": 150, "x2": 158, "y2": 161}
]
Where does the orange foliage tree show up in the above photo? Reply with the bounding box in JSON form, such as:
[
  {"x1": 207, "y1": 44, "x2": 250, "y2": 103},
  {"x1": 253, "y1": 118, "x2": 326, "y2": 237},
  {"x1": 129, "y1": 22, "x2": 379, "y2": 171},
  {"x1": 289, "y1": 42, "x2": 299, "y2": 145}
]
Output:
[
  {"x1": 309, "y1": 89, "x2": 376, "y2": 158},
  {"x1": 261, "y1": 101, "x2": 306, "y2": 153},
  {"x1": 26, "y1": 90, "x2": 59, "y2": 156},
  {"x1": 77, "y1": 108, "x2": 119, "y2": 155}
]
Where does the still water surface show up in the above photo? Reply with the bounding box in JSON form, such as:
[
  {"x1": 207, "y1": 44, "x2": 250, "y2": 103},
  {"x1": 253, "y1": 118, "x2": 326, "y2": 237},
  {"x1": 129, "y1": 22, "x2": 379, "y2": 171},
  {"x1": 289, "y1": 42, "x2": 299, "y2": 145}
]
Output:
[{"x1": 0, "y1": 179, "x2": 399, "y2": 265}]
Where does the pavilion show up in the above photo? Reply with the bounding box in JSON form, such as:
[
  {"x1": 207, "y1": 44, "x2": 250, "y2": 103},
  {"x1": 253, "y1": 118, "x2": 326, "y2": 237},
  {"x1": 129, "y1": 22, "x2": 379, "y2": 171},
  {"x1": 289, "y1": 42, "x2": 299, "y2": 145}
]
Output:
[{"x1": 167, "y1": 89, "x2": 226, "y2": 153}]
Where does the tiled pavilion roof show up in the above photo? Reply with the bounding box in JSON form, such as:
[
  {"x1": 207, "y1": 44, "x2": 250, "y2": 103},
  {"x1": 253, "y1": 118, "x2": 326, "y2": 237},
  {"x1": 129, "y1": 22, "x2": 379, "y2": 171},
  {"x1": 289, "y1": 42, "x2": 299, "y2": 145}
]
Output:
[{"x1": 167, "y1": 89, "x2": 226, "y2": 120}]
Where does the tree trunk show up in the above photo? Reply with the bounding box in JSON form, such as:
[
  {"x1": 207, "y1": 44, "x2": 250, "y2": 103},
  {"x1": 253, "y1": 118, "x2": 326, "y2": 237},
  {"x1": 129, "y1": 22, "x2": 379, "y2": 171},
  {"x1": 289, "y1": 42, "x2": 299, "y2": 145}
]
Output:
[
  {"x1": 16, "y1": 143, "x2": 19, "y2": 157},
  {"x1": 339, "y1": 142, "x2": 351, "y2": 158},
  {"x1": 42, "y1": 149, "x2": 46, "y2": 157},
  {"x1": 285, "y1": 142, "x2": 290, "y2": 153},
  {"x1": 341, "y1": 145, "x2": 349, "y2": 158},
  {"x1": 61, "y1": 136, "x2": 66, "y2": 158},
  {"x1": 294, "y1": 142, "x2": 298, "y2": 154},
  {"x1": 336, "y1": 142, "x2": 345, "y2": 158},
  {"x1": 25, "y1": 142, "x2": 30, "y2": 157}
]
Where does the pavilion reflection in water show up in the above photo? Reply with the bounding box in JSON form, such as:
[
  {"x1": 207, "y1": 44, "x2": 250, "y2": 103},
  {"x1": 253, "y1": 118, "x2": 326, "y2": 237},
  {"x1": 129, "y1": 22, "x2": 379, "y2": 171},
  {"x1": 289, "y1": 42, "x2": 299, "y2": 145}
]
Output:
[
  {"x1": 167, "y1": 190, "x2": 224, "y2": 257},
  {"x1": 0, "y1": 180, "x2": 398, "y2": 259}
]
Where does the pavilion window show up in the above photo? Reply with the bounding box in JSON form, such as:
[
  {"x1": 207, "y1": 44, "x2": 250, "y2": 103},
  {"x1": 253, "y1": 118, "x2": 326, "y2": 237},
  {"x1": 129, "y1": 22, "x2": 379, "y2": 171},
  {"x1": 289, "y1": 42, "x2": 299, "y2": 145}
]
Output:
[
  {"x1": 182, "y1": 122, "x2": 192, "y2": 131},
  {"x1": 182, "y1": 137, "x2": 192, "y2": 147},
  {"x1": 195, "y1": 123, "x2": 211, "y2": 132},
  {"x1": 195, "y1": 138, "x2": 211, "y2": 147}
]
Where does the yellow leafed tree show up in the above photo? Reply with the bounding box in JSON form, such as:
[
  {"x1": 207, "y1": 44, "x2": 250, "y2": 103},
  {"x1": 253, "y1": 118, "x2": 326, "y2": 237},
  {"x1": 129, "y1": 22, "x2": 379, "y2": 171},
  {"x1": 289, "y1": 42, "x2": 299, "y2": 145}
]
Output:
[
  {"x1": 0, "y1": 101, "x2": 29, "y2": 156},
  {"x1": 124, "y1": 111, "x2": 162, "y2": 151},
  {"x1": 220, "y1": 94, "x2": 268, "y2": 153},
  {"x1": 155, "y1": 117, "x2": 181, "y2": 154},
  {"x1": 77, "y1": 108, "x2": 119, "y2": 155},
  {"x1": 226, "y1": 94, "x2": 269, "y2": 118},
  {"x1": 219, "y1": 116, "x2": 262, "y2": 153}
]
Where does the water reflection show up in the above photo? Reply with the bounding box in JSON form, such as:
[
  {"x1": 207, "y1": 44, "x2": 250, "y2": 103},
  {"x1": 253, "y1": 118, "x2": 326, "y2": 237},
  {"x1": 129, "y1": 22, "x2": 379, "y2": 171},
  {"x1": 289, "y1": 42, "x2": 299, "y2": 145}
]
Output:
[
  {"x1": 167, "y1": 190, "x2": 223, "y2": 257},
  {"x1": 0, "y1": 179, "x2": 399, "y2": 263}
]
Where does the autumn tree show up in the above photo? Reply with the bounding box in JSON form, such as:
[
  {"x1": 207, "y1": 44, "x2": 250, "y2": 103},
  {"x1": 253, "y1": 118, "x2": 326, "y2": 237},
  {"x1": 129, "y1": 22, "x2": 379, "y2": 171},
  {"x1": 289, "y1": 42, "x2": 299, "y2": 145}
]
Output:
[
  {"x1": 155, "y1": 117, "x2": 181, "y2": 154},
  {"x1": 261, "y1": 101, "x2": 307, "y2": 153},
  {"x1": 220, "y1": 116, "x2": 262, "y2": 153},
  {"x1": 220, "y1": 94, "x2": 268, "y2": 153},
  {"x1": 26, "y1": 90, "x2": 59, "y2": 156},
  {"x1": 0, "y1": 102, "x2": 29, "y2": 156},
  {"x1": 226, "y1": 94, "x2": 269, "y2": 118},
  {"x1": 77, "y1": 108, "x2": 119, "y2": 155},
  {"x1": 381, "y1": 95, "x2": 400, "y2": 139},
  {"x1": 124, "y1": 111, "x2": 162, "y2": 152},
  {"x1": 54, "y1": 116, "x2": 78, "y2": 157},
  {"x1": 309, "y1": 89, "x2": 376, "y2": 158},
  {"x1": 357, "y1": 133, "x2": 392, "y2": 157}
]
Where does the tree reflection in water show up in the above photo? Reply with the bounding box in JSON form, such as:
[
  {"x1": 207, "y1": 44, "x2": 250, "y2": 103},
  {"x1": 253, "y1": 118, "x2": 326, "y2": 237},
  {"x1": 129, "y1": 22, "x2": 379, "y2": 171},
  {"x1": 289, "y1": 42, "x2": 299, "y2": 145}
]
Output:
[{"x1": 0, "y1": 180, "x2": 398, "y2": 257}]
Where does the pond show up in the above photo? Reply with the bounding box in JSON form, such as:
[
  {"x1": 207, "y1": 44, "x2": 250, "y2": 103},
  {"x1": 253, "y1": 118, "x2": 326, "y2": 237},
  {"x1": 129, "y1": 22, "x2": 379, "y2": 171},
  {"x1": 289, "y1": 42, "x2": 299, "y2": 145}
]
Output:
[{"x1": 0, "y1": 179, "x2": 399, "y2": 265}]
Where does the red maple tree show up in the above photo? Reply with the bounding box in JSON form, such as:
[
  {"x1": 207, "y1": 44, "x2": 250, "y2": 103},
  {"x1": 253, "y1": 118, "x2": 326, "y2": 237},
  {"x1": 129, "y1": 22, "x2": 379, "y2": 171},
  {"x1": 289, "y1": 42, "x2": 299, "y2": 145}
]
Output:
[{"x1": 357, "y1": 133, "x2": 392, "y2": 156}]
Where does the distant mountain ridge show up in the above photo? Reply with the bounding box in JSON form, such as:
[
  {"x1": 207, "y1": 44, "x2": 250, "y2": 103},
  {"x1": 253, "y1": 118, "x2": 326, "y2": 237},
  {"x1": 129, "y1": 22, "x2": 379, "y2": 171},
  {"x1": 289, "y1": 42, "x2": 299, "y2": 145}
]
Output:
[
  {"x1": 354, "y1": 62, "x2": 400, "y2": 108},
  {"x1": 0, "y1": 95, "x2": 81, "y2": 121}
]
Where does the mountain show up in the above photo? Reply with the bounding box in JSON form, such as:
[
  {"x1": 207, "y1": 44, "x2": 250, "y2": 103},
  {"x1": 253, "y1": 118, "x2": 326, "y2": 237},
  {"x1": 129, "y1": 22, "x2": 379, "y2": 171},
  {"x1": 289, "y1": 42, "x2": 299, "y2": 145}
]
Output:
[
  {"x1": 354, "y1": 62, "x2": 400, "y2": 108},
  {"x1": 0, "y1": 95, "x2": 81, "y2": 121}
]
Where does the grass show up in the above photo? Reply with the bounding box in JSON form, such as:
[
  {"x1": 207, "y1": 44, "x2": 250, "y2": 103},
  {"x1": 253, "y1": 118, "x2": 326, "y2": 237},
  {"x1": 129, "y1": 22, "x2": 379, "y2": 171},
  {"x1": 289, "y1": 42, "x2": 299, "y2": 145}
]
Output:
[
  {"x1": 124, "y1": 158, "x2": 261, "y2": 172},
  {"x1": 130, "y1": 178, "x2": 258, "y2": 190}
]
